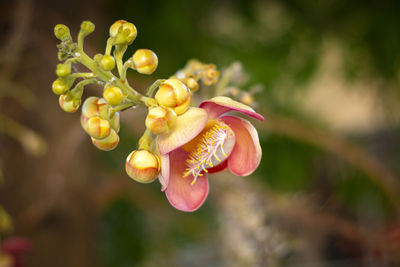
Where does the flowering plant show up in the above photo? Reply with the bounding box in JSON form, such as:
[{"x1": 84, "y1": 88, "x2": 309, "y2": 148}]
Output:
[{"x1": 51, "y1": 20, "x2": 263, "y2": 211}]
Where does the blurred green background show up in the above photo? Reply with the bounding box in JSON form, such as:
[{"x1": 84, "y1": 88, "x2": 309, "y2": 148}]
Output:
[{"x1": 1, "y1": 0, "x2": 400, "y2": 266}]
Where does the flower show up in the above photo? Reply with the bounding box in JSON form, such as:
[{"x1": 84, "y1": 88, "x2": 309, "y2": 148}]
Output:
[{"x1": 156, "y1": 96, "x2": 264, "y2": 212}]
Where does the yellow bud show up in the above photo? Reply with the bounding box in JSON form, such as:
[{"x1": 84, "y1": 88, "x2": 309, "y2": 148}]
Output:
[
  {"x1": 185, "y1": 77, "x2": 199, "y2": 92},
  {"x1": 52, "y1": 78, "x2": 69, "y2": 95},
  {"x1": 132, "y1": 49, "x2": 158, "y2": 74},
  {"x1": 125, "y1": 149, "x2": 160, "y2": 183},
  {"x1": 145, "y1": 106, "x2": 177, "y2": 135},
  {"x1": 54, "y1": 24, "x2": 70, "y2": 40},
  {"x1": 110, "y1": 20, "x2": 137, "y2": 45},
  {"x1": 201, "y1": 66, "x2": 219, "y2": 85},
  {"x1": 87, "y1": 116, "x2": 111, "y2": 139},
  {"x1": 59, "y1": 94, "x2": 80, "y2": 112},
  {"x1": 109, "y1": 20, "x2": 126, "y2": 37},
  {"x1": 91, "y1": 129, "x2": 119, "y2": 151},
  {"x1": 155, "y1": 78, "x2": 191, "y2": 115},
  {"x1": 103, "y1": 86, "x2": 123, "y2": 106},
  {"x1": 100, "y1": 55, "x2": 115, "y2": 70},
  {"x1": 56, "y1": 63, "x2": 71, "y2": 77},
  {"x1": 80, "y1": 97, "x2": 108, "y2": 134},
  {"x1": 240, "y1": 92, "x2": 254, "y2": 106}
]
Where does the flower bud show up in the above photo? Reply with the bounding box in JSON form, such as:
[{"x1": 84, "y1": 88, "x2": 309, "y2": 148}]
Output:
[
  {"x1": 185, "y1": 77, "x2": 199, "y2": 92},
  {"x1": 91, "y1": 129, "x2": 119, "y2": 151},
  {"x1": 52, "y1": 78, "x2": 69, "y2": 95},
  {"x1": 155, "y1": 78, "x2": 191, "y2": 115},
  {"x1": 201, "y1": 65, "x2": 219, "y2": 85},
  {"x1": 109, "y1": 20, "x2": 126, "y2": 37},
  {"x1": 56, "y1": 63, "x2": 71, "y2": 77},
  {"x1": 87, "y1": 116, "x2": 111, "y2": 139},
  {"x1": 100, "y1": 55, "x2": 116, "y2": 70},
  {"x1": 54, "y1": 24, "x2": 70, "y2": 40},
  {"x1": 80, "y1": 97, "x2": 108, "y2": 133},
  {"x1": 110, "y1": 20, "x2": 137, "y2": 45},
  {"x1": 59, "y1": 94, "x2": 80, "y2": 112},
  {"x1": 80, "y1": 20, "x2": 95, "y2": 36},
  {"x1": 103, "y1": 86, "x2": 123, "y2": 106},
  {"x1": 132, "y1": 49, "x2": 158, "y2": 74},
  {"x1": 145, "y1": 106, "x2": 177, "y2": 135},
  {"x1": 125, "y1": 149, "x2": 160, "y2": 183}
]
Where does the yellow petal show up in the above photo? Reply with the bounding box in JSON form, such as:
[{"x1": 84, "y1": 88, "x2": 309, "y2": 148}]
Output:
[{"x1": 157, "y1": 107, "x2": 208, "y2": 154}]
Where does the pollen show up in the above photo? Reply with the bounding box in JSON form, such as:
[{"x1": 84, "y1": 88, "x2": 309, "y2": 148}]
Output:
[{"x1": 183, "y1": 120, "x2": 235, "y2": 184}]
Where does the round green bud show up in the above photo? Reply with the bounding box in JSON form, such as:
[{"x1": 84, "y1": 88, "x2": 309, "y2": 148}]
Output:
[
  {"x1": 100, "y1": 55, "x2": 116, "y2": 70},
  {"x1": 56, "y1": 63, "x2": 71, "y2": 77},
  {"x1": 103, "y1": 86, "x2": 123, "y2": 106},
  {"x1": 54, "y1": 24, "x2": 71, "y2": 40},
  {"x1": 80, "y1": 20, "x2": 95, "y2": 36},
  {"x1": 52, "y1": 78, "x2": 69, "y2": 95}
]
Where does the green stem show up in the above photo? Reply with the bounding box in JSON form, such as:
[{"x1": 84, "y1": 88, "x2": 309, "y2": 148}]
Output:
[
  {"x1": 120, "y1": 59, "x2": 132, "y2": 81},
  {"x1": 105, "y1": 37, "x2": 114, "y2": 56},
  {"x1": 71, "y1": 72, "x2": 96, "y2": 79},
  {"x1": 146, "y1": 79, "x2": 165, "y2": 97},
  {"x1": 112, "y1": 102, "x2": 136, "y2": 113},
  {"x1": 113, "y1": 45, "x2": 127, "y2": 78}
]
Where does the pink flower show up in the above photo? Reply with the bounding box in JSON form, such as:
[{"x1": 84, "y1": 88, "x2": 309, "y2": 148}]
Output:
[{"x1": 156, "y1": 96, "x2": 264, "y2": 212}]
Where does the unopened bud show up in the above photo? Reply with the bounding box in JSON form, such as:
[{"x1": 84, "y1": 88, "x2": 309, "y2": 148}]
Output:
[
  {"x1": 109, "y1": 20, "x2": 126, "y2": 37},
  {"x1": 59, "y1": 94, "x2": 80, "y2": 113},
  {"x1": 145, "y1": 106, "x2": 177, "y2": 135},
  {"x1": 125, "y1": 149, "x2": 160, "y2": 183},
  {"x1": 87, "y1": 116, "x2": 111, "y2": 139},
  {"x1": 91, "y1": 129, "x2": 119, "y2": 151},
  {"x1": 100, "y1": 55, "x2": 115, "y2": 70},
  {"x1": 155, "y1": 78, "x2": 191, "y2": 115},
  {"x1": 110, "y1": 20, "x2": 137, "y2": 45},
  {"x1": 56, "y1": 63, "x2": 71, "y2": 77},
  {"x1": 185, "y1": 77, "x2": 199, "y2": 92},
  {"x1": 80, "y1": 20, "x2": 95, "y2": 36},
  {"x1": 201, "y1": 65, "x2": 219, "y2": 85},
  {"x1": 52, "y1": 78, "x2": 69, "y2": 95},
  {"x1": 132, "y1": 49, "x2": 158, "y2": 74},
  {"x1": 54, "y1": 24, "x2": 71, "y2": 40},
  {"x1": 80, "y1": 97, "x2": 108, "y2": 132},
  {"x1": 103, "y1": 86, "x2": 123, "y2": 106}
]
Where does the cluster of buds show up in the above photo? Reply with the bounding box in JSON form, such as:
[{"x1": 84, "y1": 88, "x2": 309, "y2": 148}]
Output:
[
  {"x1": 52, "y1": 20, "x2": 263, "y2": 211},
  {"x1": 51, "y1": 20, "x2": 219, "y2": 184}
]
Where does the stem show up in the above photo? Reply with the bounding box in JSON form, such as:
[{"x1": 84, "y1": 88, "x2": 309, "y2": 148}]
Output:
[
  {"x1": 77, "y1": 49, "x2": 146, "y2": 105},
  {"x1": 70, "y1": 72, "x2": 95, "y2": 79},
  {"x1": 146, "y1": 79, "x2": 165, "y2": 97},
  {"x1": 113, "y1": 45, "x2": 127, "y2": 78},
  {"x1": 70, "y1": 78, "x2": 98, "y2": 97},
  {"x1": 120, "y1": 59, "x2": 132, "y2": 81},
  {"x1": 105, "y1": 37, "x2": 113, "y2": 56},
  {"x1": 112, "y1": 102, "x2": 136, "y2": 113}
]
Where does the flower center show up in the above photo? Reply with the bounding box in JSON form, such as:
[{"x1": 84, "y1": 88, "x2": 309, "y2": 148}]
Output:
[{"x1": 182, "y1": 119, "x2": 235, "y2": 184}]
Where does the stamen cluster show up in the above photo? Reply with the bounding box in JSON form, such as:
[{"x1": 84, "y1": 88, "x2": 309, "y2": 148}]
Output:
[{"x1": 184, "y1": 120, "x2": 234, "y2": 184}]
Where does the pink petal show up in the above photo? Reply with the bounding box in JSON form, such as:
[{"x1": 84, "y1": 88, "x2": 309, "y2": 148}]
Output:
[
  {"x1": 158, "y1": 153, "x2": 170, "y2": 191},
  {"x1": 165, "y1": 149, "x2": 209, "y2": 212},
  {"x1": 157, "y1": 107, "x2": 208, "y2": 154},
  {"x1": 199, "y1": 96, "x2": 264, "y2": 121},
  {"x1": 220, "y1": 116, "x2": 262, "y2": 176}
]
